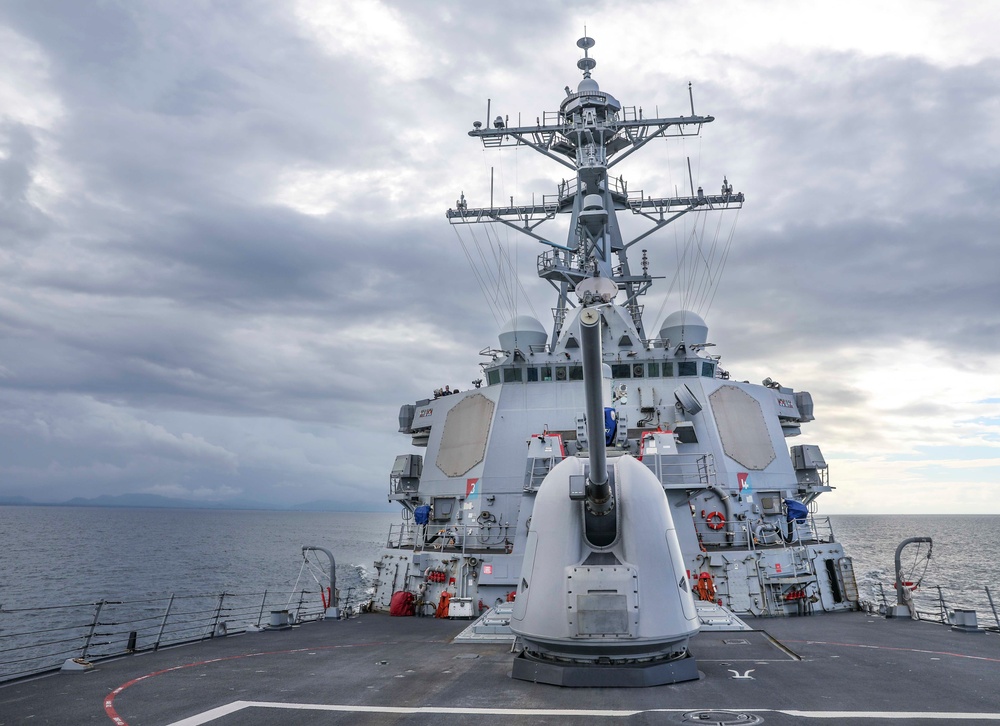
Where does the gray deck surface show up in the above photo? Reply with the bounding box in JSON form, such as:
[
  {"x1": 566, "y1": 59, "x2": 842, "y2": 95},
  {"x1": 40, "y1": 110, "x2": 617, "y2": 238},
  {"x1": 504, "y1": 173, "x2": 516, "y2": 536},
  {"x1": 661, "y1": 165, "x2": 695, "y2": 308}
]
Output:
[{"x1": 2, "y1": 611, "x2": 999, "y2": 725}]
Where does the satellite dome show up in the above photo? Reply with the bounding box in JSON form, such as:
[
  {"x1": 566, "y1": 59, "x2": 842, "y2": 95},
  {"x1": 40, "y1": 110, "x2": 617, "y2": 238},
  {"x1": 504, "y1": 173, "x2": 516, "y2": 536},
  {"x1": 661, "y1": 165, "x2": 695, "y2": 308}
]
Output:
[
  {"x1": 499, "y1": 315, "x2": 548, "y2": 352},
  {"x1": 659, "y1": 310, "x2": 708, "y2": 346},
  {"x1": 578, "y1": 76, "x2": 600, "y2": 94}
]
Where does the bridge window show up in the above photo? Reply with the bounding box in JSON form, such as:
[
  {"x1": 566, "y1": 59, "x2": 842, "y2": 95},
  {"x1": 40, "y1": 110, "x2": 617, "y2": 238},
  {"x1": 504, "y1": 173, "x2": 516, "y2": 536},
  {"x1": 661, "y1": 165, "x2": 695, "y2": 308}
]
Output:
[
  {"x1": 555, "y1": 367, "x2": 567, "y2": 381},
  {"x1": 503, "y1": 367, "x2": 522, "y2": 383},
  {"x1": 541, "y1": 366, "x2": 553, "y2": 381},
  {"x1": 569, "y1": 365, "x2": 584, "y2": 380},
  {"x1": 701, "y1": 362, "x2": 716, "y2": 378},
  {"x1": 631, "y1": 363, "x2": 644, "y2": 378},
  {"x1": 487, "y1": 369, "x2": 500, "y2": 386},
  {"x1": 647, "y1": 362, "x2": 660, "y2": 377},
  {"x1": 611, "y1": 364, "x2": 630, "y2": 378},
  {"x1": 527, "y1": 367, "x2": 539, "y2": 382},
  {"x1": 678, "y1": 361, "x2": 697, "y2": 377},
  {"x1": 662, "y1": 362, "x2": 674, "y2": 377}
]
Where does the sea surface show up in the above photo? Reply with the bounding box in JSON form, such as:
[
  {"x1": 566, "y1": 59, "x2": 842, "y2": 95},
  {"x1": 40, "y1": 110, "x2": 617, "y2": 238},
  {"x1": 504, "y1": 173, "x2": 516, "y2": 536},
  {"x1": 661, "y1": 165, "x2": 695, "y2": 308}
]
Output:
[
  {"x1": 0, "y1": 507, "x2": 398, "y2": 611},
  {"x1": 1, "y1": 507, "x2": 998, "y2": 620},
  {"x1": 830, "y1": 513, "x2": 1000, "y2": 620}
]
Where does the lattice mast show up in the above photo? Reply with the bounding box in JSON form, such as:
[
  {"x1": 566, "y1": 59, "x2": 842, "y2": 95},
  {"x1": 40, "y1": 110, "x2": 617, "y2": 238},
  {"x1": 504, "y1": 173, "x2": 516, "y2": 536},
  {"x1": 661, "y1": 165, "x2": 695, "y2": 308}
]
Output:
[{"x1": 447, "y1": 36, "x2": 744, "y2": 345}]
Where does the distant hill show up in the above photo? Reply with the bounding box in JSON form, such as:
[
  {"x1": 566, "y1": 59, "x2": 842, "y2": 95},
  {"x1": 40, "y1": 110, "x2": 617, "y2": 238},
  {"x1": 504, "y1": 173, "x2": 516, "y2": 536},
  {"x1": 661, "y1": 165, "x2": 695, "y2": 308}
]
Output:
[
  {"x1": 58, "y1": 493, "x2": 276, "y2": 510},
  {"x1": 0, "y1": 494, "x2": 36, "y2": 505},
  {"x1": 289, "y1": 499, "x2": 391, "y2": 513},
  {"x1": 1, "y1": 492, "x2": 279, "y2": 510}
]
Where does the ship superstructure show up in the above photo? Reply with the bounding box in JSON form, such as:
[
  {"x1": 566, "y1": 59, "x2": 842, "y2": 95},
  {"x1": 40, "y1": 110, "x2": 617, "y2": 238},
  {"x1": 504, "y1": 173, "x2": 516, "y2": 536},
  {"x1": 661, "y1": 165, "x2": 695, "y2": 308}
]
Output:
[{"x1": 372, "y1": 37, "x2": 857, "y2": 622}]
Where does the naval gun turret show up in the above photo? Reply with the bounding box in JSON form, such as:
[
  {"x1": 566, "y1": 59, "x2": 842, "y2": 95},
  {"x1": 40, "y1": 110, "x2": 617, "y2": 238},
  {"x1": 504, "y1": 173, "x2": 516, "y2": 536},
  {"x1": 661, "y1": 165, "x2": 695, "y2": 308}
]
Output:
[{"x1": 509, "y1": 280, "x2": 700, "y2": 687}]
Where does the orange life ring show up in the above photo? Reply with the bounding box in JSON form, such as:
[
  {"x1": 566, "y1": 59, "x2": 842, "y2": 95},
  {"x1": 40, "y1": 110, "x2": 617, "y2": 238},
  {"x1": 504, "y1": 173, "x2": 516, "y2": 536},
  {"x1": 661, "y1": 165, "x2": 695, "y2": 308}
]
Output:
[{"x1": 706, "y1": 511, "x2": 726, "y2": 530}]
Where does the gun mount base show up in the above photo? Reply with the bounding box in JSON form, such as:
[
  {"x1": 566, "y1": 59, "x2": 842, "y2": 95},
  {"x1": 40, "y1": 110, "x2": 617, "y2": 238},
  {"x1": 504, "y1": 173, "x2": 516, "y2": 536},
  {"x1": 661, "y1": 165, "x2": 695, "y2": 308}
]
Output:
[{"x1": 511, "y1": 649, "x2": 700, "y2": 687}]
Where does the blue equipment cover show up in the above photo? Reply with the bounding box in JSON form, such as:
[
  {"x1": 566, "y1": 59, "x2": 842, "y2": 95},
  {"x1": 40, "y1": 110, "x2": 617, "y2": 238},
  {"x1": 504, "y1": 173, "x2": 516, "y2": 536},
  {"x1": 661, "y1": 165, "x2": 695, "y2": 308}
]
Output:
[
  {"x1": 785, "y1": 499, "x2": 809, "y2": 522},
  {"x1": 604, "y1": 407, "x2": 617, "y2": 445}
]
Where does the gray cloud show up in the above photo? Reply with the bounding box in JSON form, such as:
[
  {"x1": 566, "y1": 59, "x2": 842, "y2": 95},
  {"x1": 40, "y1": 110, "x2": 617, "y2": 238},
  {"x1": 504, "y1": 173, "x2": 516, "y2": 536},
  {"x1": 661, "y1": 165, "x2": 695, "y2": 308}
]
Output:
[{"x1": 0, "y1": 3, "x2": 997, "y2": 510}]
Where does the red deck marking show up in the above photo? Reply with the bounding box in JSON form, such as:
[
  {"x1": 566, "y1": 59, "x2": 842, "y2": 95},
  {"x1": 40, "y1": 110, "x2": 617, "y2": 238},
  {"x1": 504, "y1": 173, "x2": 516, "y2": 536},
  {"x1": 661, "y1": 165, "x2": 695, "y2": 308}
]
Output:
[{"x1": 102, "y1": 640, "x2": 425, "y2": 725}]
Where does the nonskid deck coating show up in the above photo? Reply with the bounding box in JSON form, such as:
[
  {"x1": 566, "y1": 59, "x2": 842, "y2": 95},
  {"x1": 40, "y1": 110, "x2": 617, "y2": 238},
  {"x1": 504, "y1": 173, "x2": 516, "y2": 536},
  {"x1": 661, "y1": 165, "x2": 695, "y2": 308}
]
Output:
[{"x1": 2, "y1": 611, "x2": 999, "y2": 725}]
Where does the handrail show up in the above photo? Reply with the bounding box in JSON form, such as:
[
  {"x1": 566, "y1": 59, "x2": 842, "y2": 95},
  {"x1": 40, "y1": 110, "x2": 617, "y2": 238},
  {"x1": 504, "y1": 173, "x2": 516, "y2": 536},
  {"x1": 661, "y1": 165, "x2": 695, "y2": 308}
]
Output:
[
  {"x1": 385, "y1": 521, "x2": 514, "y2": 554},
  {"x1": 0, "y1": 586, "x2": 347, "y2": 684},
  {"x1": 692, "y1": 514, "x2": 836, "y2": 549}
]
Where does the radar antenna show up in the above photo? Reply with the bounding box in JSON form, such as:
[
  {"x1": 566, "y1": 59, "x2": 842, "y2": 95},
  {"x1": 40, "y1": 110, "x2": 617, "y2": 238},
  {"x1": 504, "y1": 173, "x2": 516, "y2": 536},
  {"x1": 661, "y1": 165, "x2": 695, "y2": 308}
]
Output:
[
  {"x1": 577, "y1": 34, "x2": 596, "y2": 77},
  {"x1": 449, "y1": 37, "x2": 743, "y2": 345}
]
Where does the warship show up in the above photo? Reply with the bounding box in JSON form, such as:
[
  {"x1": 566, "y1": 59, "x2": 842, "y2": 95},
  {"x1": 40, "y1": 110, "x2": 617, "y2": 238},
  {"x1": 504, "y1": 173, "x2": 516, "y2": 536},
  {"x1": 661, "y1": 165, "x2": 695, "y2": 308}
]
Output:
[
  {"x1": 375, "y1": 35, "x2": 850, "y2": 638},
  {"x1": 2, "y1": 36, "x2": 999, "y2": 726}
]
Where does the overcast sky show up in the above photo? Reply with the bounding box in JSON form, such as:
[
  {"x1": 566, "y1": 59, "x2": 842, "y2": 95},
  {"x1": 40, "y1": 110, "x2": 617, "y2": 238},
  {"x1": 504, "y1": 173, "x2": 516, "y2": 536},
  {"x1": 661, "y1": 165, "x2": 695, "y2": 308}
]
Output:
[{"x1": 0, "y1": 1, "x2": 997, "y2": 513}]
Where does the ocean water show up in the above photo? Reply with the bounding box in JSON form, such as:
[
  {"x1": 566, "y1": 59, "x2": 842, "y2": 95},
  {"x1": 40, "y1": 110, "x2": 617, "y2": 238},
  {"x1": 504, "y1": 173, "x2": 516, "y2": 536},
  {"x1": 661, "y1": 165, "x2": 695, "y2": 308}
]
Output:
[
  {"x1": 2, "y1": 507, "x2": 997, "y2": 621},
  {"x1": 0, "y1": 507, "x2": 401, "y2": 680},
  {"x1": 0, "y1": 507, "x2": 399, "y2": 609},
  {"x1": 830, "y1": 514, "x2": 1000, "y2": 620}
]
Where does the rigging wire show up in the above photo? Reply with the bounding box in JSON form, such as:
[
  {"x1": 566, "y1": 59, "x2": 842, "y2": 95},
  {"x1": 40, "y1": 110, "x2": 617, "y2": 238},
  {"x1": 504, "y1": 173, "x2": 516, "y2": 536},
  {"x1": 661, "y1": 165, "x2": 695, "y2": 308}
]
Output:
[
  {"x1": 454, "y1": 217, "x2": 541, "y2": 327},
  {"x1": 495, "y1": 153, "x2": 512, "y2": 317},
  {"x1": 286, "y1": 559, "x2": 307, "y2": 609},
  {"x1": 499, "y1": 144, "x2": 540, "y2": 322},
  {"x1": 703, "y1": 207, "x2": 740, "y2": 317},
  {"x1": 304, "y1": 551, "x2": 330, "y2": 583},
  {"x1": 682, "y1": 214, "x2": 708, "y2": 310},
  {"x1": 644, "y1": 127, "x2": 740, "y2": 326},
  {"x1": 484, "y1": 222, "x2": 539, "y2": 320},
  {"x1": 905, "y1": 541, "x2": 932, "y2": 587},
  {"x1": 303, "y1": 552, "x2": 330, "y2": 593},
  {"x1": 286, "y1": 551, "x2": 332, "y2": 610},
  {"x1": 650, "y1": 203, "x2": 738, "y2": 328},
  {"x1": 473, "y1": 223, "x2": 515, "y2": 323},
  {"x1": 690, "y1": 209, "x2": 722, "y2": 311},
  {"x1": 481, "y1": 224, "x2": 516, "y2": 317},
  {"x1": 472, "y1": 145, "x2": 509, "y2": 323},
  {"x1": 451, "y1": 140, "x2": 541, "y2": 329},
  {"x1": 453, "y1": 225, "x2": 504, "y2": 329},
  {"x1": 691, "y1": 207, "x2": 722, "y2": 313},
  {"x1": 650, "y1": 212, "x2": 695, "y2": 330}
]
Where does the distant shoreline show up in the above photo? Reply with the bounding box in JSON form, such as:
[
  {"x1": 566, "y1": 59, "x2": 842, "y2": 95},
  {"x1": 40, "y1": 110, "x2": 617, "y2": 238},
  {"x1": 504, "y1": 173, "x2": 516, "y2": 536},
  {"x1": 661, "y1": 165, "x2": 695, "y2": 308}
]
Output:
[{"x1": 0, "y1": 497, "x2": 394, "y2": 513}]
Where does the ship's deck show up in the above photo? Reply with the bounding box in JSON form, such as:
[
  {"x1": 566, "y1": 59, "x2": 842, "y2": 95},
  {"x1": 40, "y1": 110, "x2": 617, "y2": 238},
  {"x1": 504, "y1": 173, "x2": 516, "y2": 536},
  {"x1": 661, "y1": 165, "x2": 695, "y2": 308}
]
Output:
[{"x1": 2, "y1": 610, "x2": 998, "y2": 725}]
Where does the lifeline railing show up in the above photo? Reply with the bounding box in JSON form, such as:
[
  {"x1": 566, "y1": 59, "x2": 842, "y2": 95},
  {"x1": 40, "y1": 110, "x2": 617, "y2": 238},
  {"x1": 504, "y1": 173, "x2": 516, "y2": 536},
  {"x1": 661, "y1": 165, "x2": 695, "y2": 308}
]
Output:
[
  {"x1": 693, "y1": 514, "x2": 836, "y2": 550},
  {"x1": 873, "y1": 582, "x2": 1000, "y2": 633},
  {"x1": 0, "y1": 586, "x2": 355, "y2": 684},
  {"x1": 385, "y1": 521, "x2": 514, "y2": 554}
]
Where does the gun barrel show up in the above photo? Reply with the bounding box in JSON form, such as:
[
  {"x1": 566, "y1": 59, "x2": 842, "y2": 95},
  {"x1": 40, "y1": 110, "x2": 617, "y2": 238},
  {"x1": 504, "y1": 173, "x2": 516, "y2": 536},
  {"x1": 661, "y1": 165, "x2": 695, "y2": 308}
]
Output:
[{"x1": 579, "y1": 307, "x2": 611, "y2": 511}]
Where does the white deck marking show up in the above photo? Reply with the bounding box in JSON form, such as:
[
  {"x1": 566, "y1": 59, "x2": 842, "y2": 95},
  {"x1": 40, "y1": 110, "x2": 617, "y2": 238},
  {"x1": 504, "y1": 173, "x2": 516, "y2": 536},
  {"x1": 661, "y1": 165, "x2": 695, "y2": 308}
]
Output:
[
  {"x1": 781, "y1": 714, "x2": 1000, "y2": 720},
  {"x1": 167, "y1": 701, "x2": 1000, "y2": 724}
]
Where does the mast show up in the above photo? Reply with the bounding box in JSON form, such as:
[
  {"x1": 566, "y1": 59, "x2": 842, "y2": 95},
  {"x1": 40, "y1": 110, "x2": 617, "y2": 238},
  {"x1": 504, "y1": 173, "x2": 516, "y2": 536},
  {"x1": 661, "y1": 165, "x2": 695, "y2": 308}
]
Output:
[{"x1": 447, "y1": 37, "x2": 744, "y2": 346}]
